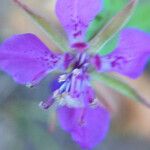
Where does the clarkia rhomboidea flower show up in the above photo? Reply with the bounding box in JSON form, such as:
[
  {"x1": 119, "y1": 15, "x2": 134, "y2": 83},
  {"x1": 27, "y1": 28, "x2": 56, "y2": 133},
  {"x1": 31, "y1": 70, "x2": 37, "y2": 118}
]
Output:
[{"x1": 0, "y1": 0, "x2": 150, "y2": 149}]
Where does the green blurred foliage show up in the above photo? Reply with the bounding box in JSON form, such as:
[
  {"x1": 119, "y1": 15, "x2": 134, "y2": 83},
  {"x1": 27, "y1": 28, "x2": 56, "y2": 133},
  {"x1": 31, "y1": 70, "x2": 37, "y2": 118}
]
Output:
[
  {"x1": 92, "y1": 73, "x2": 150, "y2": 108},
  {"x1": 128, "y1": 1, "x2": 150, "y2": 32}
]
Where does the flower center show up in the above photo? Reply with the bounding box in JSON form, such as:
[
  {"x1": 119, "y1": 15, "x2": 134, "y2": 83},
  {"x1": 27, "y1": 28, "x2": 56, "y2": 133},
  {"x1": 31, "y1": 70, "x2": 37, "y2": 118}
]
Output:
[
  {"x1": 39, "y1": 53, "x2": 97, "y2": 109},
  {"x1": 55, "y1": 52, "x2": 91, "y2": 106}
]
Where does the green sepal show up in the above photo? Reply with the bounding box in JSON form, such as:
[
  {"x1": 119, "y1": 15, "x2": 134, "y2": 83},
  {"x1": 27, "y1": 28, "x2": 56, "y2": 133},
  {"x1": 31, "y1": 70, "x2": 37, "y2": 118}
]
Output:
[
  {"x1": 86, "y1": 0, "x2": 127, "y2": 41},
  {"x1": 89, "y1": 0, "x2": 138, "y2": 53},
  {"x1": 86, "y1": 12, "x2": 109, "y2": 41},
  {"x1": 13, "y1": 0, "x2": 69, "y2": 52},
  {"x1": 99, "y1": 34, "x2": 119, "y2": 56},
  {"x1": 91, "y1": 73, "x2": 150, "y2": 108}
]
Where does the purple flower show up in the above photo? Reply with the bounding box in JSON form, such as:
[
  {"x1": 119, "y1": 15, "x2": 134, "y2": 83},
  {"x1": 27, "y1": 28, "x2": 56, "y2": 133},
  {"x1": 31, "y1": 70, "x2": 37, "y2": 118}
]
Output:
[{"x1": 0, "y1": 0, "x2": 150, "y2": 149}]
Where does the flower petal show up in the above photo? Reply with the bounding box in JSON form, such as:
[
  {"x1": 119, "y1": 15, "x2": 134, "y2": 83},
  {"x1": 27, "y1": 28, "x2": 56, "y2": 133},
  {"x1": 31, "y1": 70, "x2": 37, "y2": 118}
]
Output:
[
  {"x1": 0, "y1": 34, "x2": 61, "y2": 86},
  {"x1": 56, "y1": 0, "x2": 103, "y2": 46},
  {"x1": 57, "y1": 106, "x2": 110, "y2": 149},
  {"x1": 93, "y1": 28, "x2": 150, "y2": 78}
]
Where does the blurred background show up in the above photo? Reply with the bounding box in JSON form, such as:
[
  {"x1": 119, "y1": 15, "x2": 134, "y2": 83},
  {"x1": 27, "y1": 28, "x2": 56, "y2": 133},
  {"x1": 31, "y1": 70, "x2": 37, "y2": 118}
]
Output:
[{"x1": 0, "y1": 0, "x2": 150, "y2": 150}]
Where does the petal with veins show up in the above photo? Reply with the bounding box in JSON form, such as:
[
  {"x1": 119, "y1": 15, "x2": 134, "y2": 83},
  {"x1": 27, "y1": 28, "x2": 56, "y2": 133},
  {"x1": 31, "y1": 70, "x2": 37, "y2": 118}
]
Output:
[
  {"x1": 57, "y1": 106, "x2": 110, "y2": 149},
  {"x1": 0, "y1": 34, "x2": 62, "y2": 85},
  {"x1": 56, "y1": 0, "x2": 103, "y2": 46},
  {"x1": 93, "y1": 28, "x2": 150, "y2": 78}
]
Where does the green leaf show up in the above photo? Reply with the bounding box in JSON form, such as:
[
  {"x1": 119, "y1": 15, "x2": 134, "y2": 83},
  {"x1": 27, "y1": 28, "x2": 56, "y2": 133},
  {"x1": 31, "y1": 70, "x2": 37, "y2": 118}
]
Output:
[
  {"x1": 89, "y1": 0, "x2": 138, "y2": 53},
  {"x1": 91, "y1": 73, "x2": 150, "y2": 108},
  {"x1": 13, "y1": 0, "x2": 69, "y2": 52}
]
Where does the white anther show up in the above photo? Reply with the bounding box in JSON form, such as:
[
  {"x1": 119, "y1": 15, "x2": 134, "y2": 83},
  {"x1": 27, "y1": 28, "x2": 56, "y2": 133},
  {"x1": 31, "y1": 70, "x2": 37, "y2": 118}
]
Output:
[
  {"x1": 59, "y1": 82, "x2": 68, "y2": 93},
  {"x1": 53, "y1": 90, "x2": 60, "y2": 98},
  {"x1": 90, "y1": 98, "x2": 99, "y2": 108},
  {"x1": 58, "y1": 74, "x2": 67, "y2": 83},
  {"x1": 73, "y1": 68, "x2": 81, "y2": 76},
  {"x1": 65, "y1": 82, "x2": 70, "y2": 92},
  {"x1": 80, "y1": 53, "x2": 86, "y2": 65},
  {"x1": 56, "y1": 92, "x2": 84, "y2": 108},
  {"x1": 77, "y1": 53, "x2": 81, "y2": 60},
  {"x1": 26, "y1": 83, "x2": 33, "y2": 88}
]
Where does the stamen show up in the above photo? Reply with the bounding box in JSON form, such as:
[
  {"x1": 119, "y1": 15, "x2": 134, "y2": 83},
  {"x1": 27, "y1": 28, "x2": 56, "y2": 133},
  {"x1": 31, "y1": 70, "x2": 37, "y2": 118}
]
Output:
[
  {"x1": 53, "y1": 90, "x2": 60, "y2": 98},
  {"x1": 26, "y1": 83, "x2": 33, "y2": 88},
  {"x1": 79, "y1": 53, "x2": 86, "y2": 65},
  {"x1": 90, "y1": 98, "x2": 99, "y2": 108},
  {"x1": 73, "y1": 68, "x2": 81, "y2": 76},
  {"x1": 39, "y1": 98, "x2": 54, "y2": 110},
  {"x1": 65, "y1": 82, "x2": 71, "y2": 92},
  {"x1": 76, "y1": 78, "x2": 82, "y2": 94},
  {"x1": 59, "y1": 82, "x2": 68, "y2": 93},
  {"x1": 76, "y1": 53, "x2": 81, "y2": 61},
  {"x1": 56, "y1": 93, "x2": 84, "y2": 108},
  {"x1": 70, "y1": 69, "x2": 81, "y2": 94},
  {"x1": 58, "y1": 74, "x2": 67, "y2": 83},
  {"x1": 70, "y1": 74, "x2": 77, "y2": 94}
]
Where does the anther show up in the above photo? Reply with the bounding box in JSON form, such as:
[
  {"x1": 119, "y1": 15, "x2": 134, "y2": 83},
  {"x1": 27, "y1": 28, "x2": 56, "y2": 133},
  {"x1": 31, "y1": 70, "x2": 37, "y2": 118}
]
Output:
[
  {"x1": 73, "y1": 68, "x2": 81, "y2": 76},
  {"x1": 53, "y1": 90, "x2": 60, "y2": 99},
  {"x1": 58, "y1": 74, "x2": 67, "y2": 83},
  {"x1": 39, "y1": 98, "x2": 54, "y2": 110},
  {"x1": 90, "y1": 98, "x2": 99, "y2": 108},
  {"x1": 79, "y1": 53, "x2": 86, "y2": 65},
  {"x1": 26, "y1": 83, "x2": 34, "y2": 88}
]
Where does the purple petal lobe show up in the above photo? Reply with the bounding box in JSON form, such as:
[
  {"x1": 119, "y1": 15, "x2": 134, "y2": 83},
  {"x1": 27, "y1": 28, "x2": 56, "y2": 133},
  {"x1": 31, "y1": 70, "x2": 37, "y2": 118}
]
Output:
[
  {"x1": 56, "y1": 0, "x2": 103, "y2": 45},
  {"x1": 57, "y1": 106, "x2": 110, "y2": 149},
  {"x1": 0, "y1": 34, "x2": 61, "y2": 85},
  {"x1": 98, "y1": 28, "x2": 150, "y2": 78}
]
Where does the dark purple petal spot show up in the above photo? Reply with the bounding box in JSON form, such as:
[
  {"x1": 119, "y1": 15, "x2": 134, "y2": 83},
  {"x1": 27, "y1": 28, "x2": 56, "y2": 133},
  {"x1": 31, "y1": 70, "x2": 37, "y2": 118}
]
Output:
[
  {"x1": 71, "y1": 42, "x2": 88, "y2": 51},
  {"x1": 85, "y1": 86, "x2": 95, "y2": 104},
  {"x1": 91, "y1": 55, "x2": 101, "y2": 70},
  {"x1": 111, "y1": 56, "x2": 128, "y2": 69},
  {"x1": 73, "y1": 31, "x2": 82, "y2": 38}
]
